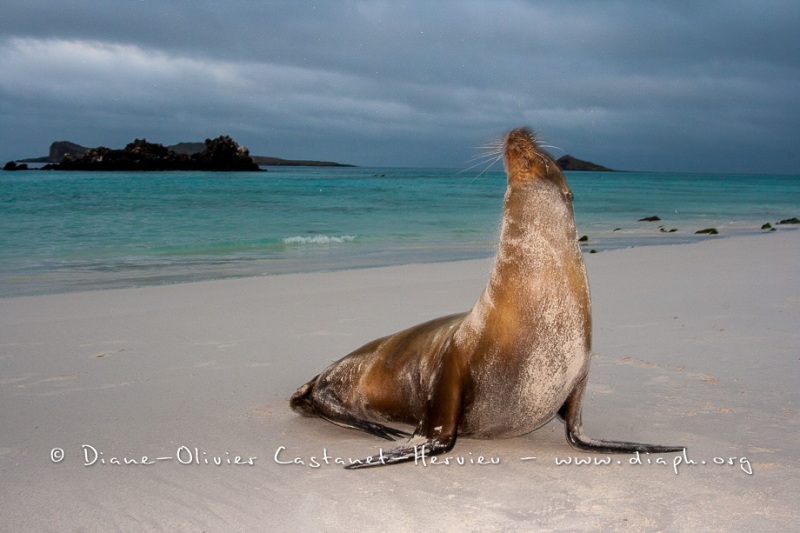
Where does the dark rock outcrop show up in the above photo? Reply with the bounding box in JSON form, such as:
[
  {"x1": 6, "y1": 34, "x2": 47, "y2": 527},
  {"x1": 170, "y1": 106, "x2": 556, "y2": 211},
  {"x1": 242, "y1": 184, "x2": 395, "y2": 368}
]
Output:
[
  {"x1": 192, "y1": 136, "x2": 261, "y2": 171},
  {"x1": 556, "y1": 155, "x2": 614, "y2": 172},
  {"x1": 3, "y1": 161, "x2": 29, "y2": 171},
  {"x1": 45, "y1": 136, "x2": 261, "y2": 171}
]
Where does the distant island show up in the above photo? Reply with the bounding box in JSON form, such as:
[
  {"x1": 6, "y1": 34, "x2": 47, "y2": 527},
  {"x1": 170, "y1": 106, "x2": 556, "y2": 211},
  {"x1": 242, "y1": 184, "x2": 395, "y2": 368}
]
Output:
[
  {"x1": 555, "y1": 155, "x2": 614, "y2": 172},
  {"x1": 4, "y1": 137, "x2": 354, "y2": 171},
  {"x1": 40, "y1": 136, "x2": 262, "y2": 171}
]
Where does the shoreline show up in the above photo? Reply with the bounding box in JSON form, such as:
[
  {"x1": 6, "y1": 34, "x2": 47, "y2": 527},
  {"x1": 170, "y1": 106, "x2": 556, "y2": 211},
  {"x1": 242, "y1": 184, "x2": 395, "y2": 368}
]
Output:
[
  {"x1": 1, "y1": 231, "x2": 799, "y2": 529},
  {"x1": 2, "y1": 226, "x2": 797, "y2": 299}
]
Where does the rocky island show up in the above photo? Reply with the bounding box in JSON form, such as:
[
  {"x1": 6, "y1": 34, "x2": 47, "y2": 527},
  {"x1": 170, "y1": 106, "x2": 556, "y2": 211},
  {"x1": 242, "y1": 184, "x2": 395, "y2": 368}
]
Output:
[
  {"x1": 555, "y1": 154, "x2": 614, "y2": 171},
  {"x1": 4, "y1": 137, "x2": 354, "y2": 171},
  {"x1": 40, "y1": 136, "x2": 261, "y2": 172}
]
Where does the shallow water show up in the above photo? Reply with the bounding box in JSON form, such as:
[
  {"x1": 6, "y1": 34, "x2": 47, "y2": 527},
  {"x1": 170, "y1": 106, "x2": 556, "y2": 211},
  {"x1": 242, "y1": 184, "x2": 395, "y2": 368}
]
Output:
[{"x1": 1, "y1": 167, "x2": 798, "y2": 296}]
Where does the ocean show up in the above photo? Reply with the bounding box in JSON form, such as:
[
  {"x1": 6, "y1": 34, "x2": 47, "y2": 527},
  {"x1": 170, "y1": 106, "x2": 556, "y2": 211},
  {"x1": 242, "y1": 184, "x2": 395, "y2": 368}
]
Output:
[{"x1": 1, "y1": 167, "x2": 798, "y2": 297}]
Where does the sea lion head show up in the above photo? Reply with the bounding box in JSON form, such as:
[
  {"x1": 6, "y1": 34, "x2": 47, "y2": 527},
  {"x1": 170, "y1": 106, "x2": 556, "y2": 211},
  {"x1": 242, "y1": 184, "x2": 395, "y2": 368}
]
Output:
[{"x1": 503, "y1": 127, "x2": 572, "y2": 202}]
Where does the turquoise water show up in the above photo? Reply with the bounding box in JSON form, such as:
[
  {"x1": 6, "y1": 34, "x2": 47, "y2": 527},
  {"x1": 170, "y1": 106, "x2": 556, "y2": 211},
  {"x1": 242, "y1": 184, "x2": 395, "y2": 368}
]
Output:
[{"x1": 1, "y1": 167, "x2": 798, "y2": 297}]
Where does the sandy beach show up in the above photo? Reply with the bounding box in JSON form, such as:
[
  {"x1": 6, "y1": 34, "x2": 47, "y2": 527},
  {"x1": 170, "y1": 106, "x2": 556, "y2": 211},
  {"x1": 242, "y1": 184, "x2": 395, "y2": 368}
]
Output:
[{"x1": 1, "y1": 231, "x2": 798, "y2": 531}]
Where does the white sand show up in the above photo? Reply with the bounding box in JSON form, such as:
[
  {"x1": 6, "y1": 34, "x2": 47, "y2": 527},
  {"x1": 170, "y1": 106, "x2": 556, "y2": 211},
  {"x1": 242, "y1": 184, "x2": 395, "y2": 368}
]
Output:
[{"x1": 1, "y1": 231, "x2": 798, "y2": 531}]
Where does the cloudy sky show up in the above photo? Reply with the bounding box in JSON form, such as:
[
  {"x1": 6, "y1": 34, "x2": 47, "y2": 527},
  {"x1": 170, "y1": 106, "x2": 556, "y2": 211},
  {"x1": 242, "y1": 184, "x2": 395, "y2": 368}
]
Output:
[{"x1": 1, "y1": 1, "x2": 798, "y2": 173}]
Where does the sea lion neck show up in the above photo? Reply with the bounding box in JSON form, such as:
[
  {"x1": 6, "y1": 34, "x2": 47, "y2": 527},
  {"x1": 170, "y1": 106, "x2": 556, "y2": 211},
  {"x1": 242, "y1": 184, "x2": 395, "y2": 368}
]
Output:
[{"x1": 473, "y1": 150, "x2": 584, "y2": 329}]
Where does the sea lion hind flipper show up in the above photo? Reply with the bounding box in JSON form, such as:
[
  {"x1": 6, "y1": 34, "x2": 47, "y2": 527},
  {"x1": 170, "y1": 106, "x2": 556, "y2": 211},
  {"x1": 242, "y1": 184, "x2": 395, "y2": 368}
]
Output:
[
  {"x1": 289, "y1": 376, "x2": 319, "y2": 416},
  {"x1": 559, "y1": 375, "x2": 685, "y2": 454},
  {"x1": 292, "y1": 383, "x2": 410, "y2": 440},
  {"x1": 336, "y1": 417, "x2": 411, "y2": 441}
]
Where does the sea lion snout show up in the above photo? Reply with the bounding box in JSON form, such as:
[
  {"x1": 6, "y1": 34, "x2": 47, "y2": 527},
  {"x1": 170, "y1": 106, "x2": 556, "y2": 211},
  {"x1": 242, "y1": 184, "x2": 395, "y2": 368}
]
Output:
[{"x1": 504, "y1": 127, "x2": 573, "y2": 201}]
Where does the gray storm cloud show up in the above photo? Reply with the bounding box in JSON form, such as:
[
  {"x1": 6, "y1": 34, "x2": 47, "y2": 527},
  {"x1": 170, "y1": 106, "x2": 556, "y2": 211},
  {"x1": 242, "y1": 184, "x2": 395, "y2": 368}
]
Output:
[{"x1": 1, "y1": 1, "x2": 798, "y2": 172}]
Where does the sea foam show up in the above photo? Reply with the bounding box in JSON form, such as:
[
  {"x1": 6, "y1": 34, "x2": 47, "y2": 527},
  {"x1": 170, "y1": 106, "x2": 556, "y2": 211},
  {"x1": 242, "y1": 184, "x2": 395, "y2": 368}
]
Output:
[{"x1": 282, "y1": 235, "x2": 357, "y2": 245}]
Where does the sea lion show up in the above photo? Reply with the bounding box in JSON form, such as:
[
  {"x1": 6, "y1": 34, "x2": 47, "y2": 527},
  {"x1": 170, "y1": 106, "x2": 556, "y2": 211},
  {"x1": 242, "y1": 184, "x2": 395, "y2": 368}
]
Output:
[{"x1": 290, "y1": 127, "x2": 683, "y2": 468}]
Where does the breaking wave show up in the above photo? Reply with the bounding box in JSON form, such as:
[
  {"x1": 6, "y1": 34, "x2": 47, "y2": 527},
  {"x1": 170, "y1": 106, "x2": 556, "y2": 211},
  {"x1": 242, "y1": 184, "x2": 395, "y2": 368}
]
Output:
[{"x1": 282, "y1": 235, "x2": 358, "y2": 245}]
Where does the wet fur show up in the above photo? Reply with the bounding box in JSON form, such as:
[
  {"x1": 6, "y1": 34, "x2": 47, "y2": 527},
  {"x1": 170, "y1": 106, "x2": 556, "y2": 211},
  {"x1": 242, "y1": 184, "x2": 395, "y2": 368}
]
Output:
[{"x1": 290, "y1": 127, "x2": 684, "y2": 468}]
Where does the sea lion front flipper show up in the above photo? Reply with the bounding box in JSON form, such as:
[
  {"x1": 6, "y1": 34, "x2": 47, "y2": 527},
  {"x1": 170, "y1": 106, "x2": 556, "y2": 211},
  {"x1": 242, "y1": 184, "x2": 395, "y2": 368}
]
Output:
[
  {"x1": 559, "y1": 375, "x2": 685, "y2": 454},
  {"x1": 326, "y1": 416, "x2": 412, "y2": 441}
]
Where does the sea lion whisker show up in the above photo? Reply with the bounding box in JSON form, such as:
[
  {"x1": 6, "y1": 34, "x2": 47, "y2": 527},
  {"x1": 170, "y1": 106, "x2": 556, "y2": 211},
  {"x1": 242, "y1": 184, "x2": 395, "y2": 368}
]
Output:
[
  {"x1": 459, "y1": 151, "x2": 500, "y2": 168},
  {"x1": 456, "y1": 151, "x2": 504, "y2": 180},
  {"x1": 538, "y1": 143, "x2": 565, "y2": 154},
  {"x1": 462, "y1": 144, "x2": 504, "y2": 164}
]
